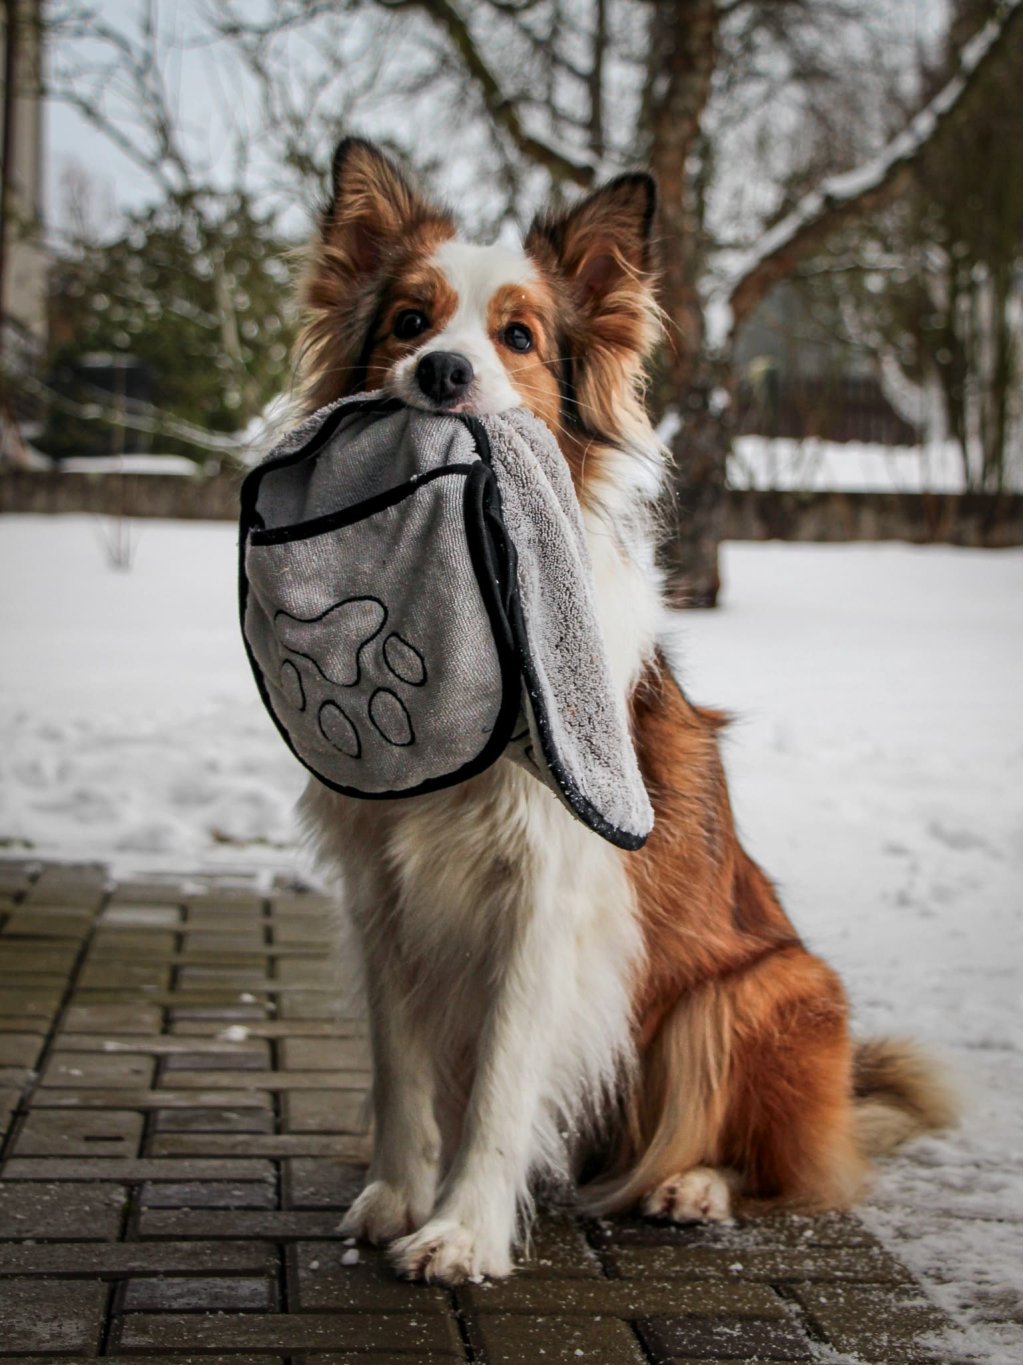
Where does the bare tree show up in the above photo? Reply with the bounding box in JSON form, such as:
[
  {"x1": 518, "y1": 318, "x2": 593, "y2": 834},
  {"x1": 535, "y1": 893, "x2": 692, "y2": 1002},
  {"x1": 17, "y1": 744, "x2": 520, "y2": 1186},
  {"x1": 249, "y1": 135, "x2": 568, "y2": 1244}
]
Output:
[{"x1": 45, "y1": 0, "x2": 1022, "y2": 598}]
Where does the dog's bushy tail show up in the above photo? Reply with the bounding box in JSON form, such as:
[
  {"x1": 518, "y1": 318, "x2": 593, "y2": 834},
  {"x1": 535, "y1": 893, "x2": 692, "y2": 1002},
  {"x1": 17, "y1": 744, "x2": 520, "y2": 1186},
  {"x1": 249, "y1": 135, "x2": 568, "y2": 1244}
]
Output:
[{"x1": 853, "y1": 1038, "x2": 959, "y2": 1157}]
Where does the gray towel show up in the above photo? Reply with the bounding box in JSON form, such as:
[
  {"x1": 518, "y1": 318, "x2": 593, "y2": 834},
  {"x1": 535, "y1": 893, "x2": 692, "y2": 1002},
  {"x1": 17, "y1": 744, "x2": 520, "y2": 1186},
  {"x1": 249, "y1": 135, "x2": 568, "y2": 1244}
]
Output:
[{"x1": 239, "y1": 394, "x2": 653, "y2": 849}]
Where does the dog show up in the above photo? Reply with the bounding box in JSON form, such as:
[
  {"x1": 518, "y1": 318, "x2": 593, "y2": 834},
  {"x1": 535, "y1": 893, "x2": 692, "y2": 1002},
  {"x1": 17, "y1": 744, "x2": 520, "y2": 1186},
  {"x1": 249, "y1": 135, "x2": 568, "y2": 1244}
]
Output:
[{"x1": 294, "y1": 137, "x2": 956, "y2": 1284}]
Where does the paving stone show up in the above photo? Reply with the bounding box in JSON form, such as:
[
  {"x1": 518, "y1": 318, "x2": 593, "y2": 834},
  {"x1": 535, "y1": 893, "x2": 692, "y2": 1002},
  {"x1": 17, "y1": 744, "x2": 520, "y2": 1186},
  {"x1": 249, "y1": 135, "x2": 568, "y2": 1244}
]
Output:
[
  {"x1": 89, "y1": 928, "x2": 179, "y2": 956},
  {"x1": 162, "y1": 1049, "x2": 271, "y2": 1071},
  {"x1": 637, "y1": 1313, "x2": 816, "y2": 1361},
  {"x1": 107, "y1": 880, "x2": 189, "y2": 904},
  {"x1": 2, "y1": 1157, "x2": 275, "y2": 1182},
  {"x1": 54, "y1": 1032, "x2": 270, "y2": 1059},
  {"x1": 0, "y1": 1276, "x2": 106, "y2": 1354},
  {"x1": 150, "y1": 1106, "x2": 276, "y2": 1134},
  {"x1": 140, "y1": 1179, "x2": 278, "y2": 1209},
  {"x1": 42, "y1": 1051, "x2": 156, "y2": 1088},
  {"x1": 276, "y1": 991, "x2": 344, "y2": 1019},
  {"x1": 283, "y1": 1158, "x2": 366, "y2": 1209},
  {"x1": 138, "y1": 1209, "x2": 351, "y2": 1240},
  {"x1": 77, "y1": 959, "x2": 171, "y2": 990},
  {"x1": 305, "y1": 1357, "x2": 457, "y2": 1364},
  {"x1": 171, "y1": 1019, "x2": 367, "y2": 1038},
  {"x1": 593, "y1": 1210, "x2": 875, "y2": 1250},
  {"x1": 6, "y1": 1358, "x2": 282, "y2": 1365},
  {"x1": 0, "y1": 1032, "x2": 45, "y2": 1067},
  {"x1": 117, "y1": 1310, "x2": 463, "y2": 1354},
  {"x1": 0, "y1": 985, "x2": 63, "y2": 1018},
  {"x1": 289, "y1": 1242, "x2": 451, "y2": 1312},
  {"x1": 13, "y1": 1107, "x2": 145, "y2": 1157},
  {"x1": 284, "y1": 1088, "x2": 369, "y2": 1133},
  {"x1": 177, "y1": 965, "x2": 275, "y2": 990},
  {"x1": 0, "y1": 1088, "x2": 19, "y2": 1134},
  {"x1": 0, "y1": 1181, "x2": 124, "y2": 1239},
  {"x1": 0, "y1": 1240, "x2": 275, "y2": 1276},
  {"x1": 0, "y1": 1064, "x2": 31, "y2": 1090},
  {"x1": 183, "y1": 910, "x2": 266, "y2": 932},
  {"x1": 149, "y1": 1132, "x2": 369, "y2": 1159},
  {"x1": 791, "y1": 1282, "x2": 947, "y2": 1363},
  {"x1": 0, "y1": 941, "x2": 80, "y2": 973},
  {"x1": 606, "y1": 1242, "x2": 914, "y2": 1285},
  {"x1": 182, "y1": 927, "x2": 269, "y2": 950},
  {"x1": 1, "y1": 907, "x2": 94, "y2": 938},
  {"x1": 473, "y1": 1312, "x2": 646, "y2": 1363},
  {"x1": 122, "y1": 1274, "x2": 275, "y2": 1311},
  {"x1": 168, "y1": 1002, "x2": 272, "y2": 1022},
  {"x1": 463, "y1": 1276, "x2": 786, "y2": 1317},
  {"x1": 280, "y1": 1036, "x2": 372, "y2": 1070},
  {"x1": 62, "y1": 1003, "x2": 163, "y2": 1034},
  {"x1": 99, "y1": 904, "x2": 182, "y2": 927},
  {"x1": 166, "y1": 1068, "x2": 368, "y2": 1091},
  {"x1": 275, "y1": 956, "x2": 338, "y2": 986},
  {"x1": 31, "y1": 1086, "x2": 273, "y2": 1110}
]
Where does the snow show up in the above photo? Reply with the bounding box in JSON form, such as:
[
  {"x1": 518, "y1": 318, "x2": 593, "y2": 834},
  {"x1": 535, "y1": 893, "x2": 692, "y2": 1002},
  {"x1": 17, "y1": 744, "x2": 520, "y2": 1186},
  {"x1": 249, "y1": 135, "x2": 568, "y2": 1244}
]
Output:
[
  {"x1": 58, "y1": 455, "x2": 202, "y2": 476},
  {"x1": 0, "y1": 514, "x2": 1020, "y2": 1358},
  {"x1": 0, "y1": 515, "x2": 307, "y2": 878},
  {"x1": 730, "y1": 435, "x2": 980, "y2": 493},
  {"x1": 719, "y1": 6, "x2": 1014, "y2": 326}
]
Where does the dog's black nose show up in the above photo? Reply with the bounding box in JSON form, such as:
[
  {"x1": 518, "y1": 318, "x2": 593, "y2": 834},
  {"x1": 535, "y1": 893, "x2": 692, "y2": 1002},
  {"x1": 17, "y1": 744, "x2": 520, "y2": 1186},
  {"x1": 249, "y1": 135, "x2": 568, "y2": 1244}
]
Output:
[{"x1": 415, "y1": 351, "x2": 474, "y2": 406}]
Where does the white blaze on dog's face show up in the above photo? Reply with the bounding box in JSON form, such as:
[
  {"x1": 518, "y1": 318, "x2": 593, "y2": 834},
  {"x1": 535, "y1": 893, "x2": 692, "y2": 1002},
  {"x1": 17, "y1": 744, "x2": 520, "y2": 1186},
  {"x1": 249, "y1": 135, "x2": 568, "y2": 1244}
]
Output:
[
  {"x1": 386, "y1": 242, "x2": 531, "y2": 415},
  {"x1": 372, "y1": 239, "x2": 565, "y2": 431}
]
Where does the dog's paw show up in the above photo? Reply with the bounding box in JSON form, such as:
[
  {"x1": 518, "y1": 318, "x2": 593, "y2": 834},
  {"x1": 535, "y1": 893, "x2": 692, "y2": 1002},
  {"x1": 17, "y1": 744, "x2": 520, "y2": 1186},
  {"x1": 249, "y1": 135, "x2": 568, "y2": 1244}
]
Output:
[
  {"x1": 641, "y1": 1166, "x2": 735, "y2": 1224},
  {"x1": 389, "y1": 1217, "x2": 512, "y2": 1285},
  {"x1": 339, "y1": 1180, "x2": 425, "y2": 1245}
]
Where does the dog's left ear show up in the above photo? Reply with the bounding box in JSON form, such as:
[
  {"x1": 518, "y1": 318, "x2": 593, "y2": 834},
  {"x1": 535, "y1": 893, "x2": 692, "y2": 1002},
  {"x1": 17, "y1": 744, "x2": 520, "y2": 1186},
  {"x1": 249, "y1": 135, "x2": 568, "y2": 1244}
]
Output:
[
  {"x1": 525, "y1": 173, "x2": 657, "y2": 318},
  {"x1": 321, "y1": 137, "x2": 453, "y2": 276}
]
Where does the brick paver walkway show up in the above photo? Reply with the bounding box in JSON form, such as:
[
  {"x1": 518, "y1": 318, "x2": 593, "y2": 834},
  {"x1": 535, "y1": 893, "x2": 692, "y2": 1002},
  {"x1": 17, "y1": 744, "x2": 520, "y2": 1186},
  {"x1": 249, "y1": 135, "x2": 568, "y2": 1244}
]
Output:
[{"x1": 0, "y1": 858, "x2": 953, "y2": 1363}]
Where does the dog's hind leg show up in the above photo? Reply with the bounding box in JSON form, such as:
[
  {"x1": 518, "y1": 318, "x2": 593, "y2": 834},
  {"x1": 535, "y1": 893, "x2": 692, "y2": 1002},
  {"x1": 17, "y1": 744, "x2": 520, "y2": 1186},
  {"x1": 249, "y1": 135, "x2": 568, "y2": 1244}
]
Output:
[{"x1": 589, "y1": 946, "x2": 867, "y2": 1220}]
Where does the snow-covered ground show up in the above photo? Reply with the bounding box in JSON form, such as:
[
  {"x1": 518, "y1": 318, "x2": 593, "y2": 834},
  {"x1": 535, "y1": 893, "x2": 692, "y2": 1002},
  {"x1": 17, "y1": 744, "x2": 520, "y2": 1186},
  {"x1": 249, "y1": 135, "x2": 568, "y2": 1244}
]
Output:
[
  {"x1": 0, "y1": 514, "x2": 1020, "y2": 1359},
  {"x1": 729, "y1": 435, "x2": 985, "y2": 493}
]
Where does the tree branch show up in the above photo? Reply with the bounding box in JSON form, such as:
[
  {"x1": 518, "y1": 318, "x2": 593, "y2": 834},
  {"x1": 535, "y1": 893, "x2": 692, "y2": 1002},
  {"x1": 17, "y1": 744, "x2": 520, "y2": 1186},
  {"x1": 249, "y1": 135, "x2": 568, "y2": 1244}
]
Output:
[
  {"x1": 379, "y1": 0, "x2": 597, "y2": 185},
  {"x1": 723, "y1": 1, "x2": 1021, "y2": 342}
]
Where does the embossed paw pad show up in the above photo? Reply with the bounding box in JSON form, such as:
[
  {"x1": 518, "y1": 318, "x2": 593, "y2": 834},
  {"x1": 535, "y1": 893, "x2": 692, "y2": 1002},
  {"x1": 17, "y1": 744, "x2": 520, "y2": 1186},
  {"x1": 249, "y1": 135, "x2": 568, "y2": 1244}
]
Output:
[{"x1": 272, "y1": 597, "x2": 427, "y2": 761}]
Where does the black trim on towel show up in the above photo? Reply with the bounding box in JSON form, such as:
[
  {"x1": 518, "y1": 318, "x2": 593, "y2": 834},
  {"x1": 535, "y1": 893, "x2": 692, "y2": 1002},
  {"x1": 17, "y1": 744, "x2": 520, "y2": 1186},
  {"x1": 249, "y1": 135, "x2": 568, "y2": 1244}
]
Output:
[
  {"x1": 239, "y1": 396, "x2": 520, "y2": 803},
  {"x1": 250, "y1": 464, "x2": 478, "y2": 545},
  {"x1": 238, "y1": 392, "x2": 647, "y2": 848},
  {"x1": 459, "y1": 409, "x2": 647, "y2": 851}
]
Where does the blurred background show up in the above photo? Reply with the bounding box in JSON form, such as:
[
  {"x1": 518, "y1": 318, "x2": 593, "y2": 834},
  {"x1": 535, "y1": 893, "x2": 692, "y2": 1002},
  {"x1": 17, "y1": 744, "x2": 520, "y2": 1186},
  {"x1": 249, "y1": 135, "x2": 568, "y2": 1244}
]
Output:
[{"x1": 0, "y1": 0, "x2": 1020, "y2": 600}]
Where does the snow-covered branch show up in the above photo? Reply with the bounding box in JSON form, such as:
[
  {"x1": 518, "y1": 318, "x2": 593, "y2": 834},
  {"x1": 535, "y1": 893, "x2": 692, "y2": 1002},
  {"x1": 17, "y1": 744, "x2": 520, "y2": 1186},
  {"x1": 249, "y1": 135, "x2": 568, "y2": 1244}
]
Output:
[{"x1": 718, "y1": 1, "x2": 1021, "y2": 346}]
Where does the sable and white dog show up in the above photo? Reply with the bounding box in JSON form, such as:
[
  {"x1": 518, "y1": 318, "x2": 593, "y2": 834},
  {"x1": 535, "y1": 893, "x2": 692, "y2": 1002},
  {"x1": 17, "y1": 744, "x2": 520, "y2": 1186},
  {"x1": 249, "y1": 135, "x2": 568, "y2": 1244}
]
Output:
[{"x1": 295, "y1": 137, "x2": 954, "y2": 1284}]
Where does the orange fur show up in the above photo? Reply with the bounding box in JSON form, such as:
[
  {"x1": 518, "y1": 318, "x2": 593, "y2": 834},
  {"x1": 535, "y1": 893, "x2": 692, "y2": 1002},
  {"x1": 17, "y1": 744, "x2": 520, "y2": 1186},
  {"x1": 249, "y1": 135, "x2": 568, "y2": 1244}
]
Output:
[{"x1": 297, "y1": 142, "x2": 956, "y2": 1232}]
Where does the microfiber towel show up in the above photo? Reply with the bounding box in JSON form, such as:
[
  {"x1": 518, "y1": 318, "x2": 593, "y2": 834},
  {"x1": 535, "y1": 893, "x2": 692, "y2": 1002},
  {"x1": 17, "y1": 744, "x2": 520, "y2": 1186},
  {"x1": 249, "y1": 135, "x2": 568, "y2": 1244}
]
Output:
[{"x1": 239, "y1": 394, "x2": 653, "y2": 850}]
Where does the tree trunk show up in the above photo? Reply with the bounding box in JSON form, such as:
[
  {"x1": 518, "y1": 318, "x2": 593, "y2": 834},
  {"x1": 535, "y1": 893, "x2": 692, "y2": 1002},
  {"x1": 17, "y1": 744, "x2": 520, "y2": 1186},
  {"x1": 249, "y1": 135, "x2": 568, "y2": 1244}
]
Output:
[
  {"x1": 664, "y1": 369, "x2": 731, "y2": 608},
  {"x1": 643, "y1": 0, "x2": 724, "y2": 605}
]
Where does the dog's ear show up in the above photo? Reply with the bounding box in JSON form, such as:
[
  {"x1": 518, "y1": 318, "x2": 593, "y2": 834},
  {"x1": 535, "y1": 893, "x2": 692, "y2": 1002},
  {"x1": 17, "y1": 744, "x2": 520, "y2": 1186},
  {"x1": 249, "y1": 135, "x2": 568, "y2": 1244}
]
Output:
[
  {"x1": 322, "y1": 138, "x2": 451, "y2": 275},
  {"x1": 525, "y1": 173, "x2": 658, "y2": 320}
]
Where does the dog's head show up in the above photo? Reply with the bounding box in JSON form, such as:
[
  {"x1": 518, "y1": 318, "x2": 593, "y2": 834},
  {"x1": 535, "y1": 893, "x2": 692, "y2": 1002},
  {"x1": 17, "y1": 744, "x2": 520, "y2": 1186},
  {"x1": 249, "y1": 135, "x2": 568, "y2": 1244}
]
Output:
[{"x1": 298, "y1": 138, "x2": 661, "y2": 496}]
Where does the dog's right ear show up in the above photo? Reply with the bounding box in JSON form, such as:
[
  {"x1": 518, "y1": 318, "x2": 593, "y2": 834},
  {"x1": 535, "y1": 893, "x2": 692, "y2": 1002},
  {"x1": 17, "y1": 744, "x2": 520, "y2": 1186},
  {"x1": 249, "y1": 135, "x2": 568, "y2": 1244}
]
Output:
[{"x1": 322, "y1": 138, "x2": 449, "y2": 275}]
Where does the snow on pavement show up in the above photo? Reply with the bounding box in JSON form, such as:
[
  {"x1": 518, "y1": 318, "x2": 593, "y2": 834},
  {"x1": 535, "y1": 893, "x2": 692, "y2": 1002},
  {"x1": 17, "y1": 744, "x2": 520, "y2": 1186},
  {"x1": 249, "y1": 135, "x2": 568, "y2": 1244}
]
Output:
[{"x1": 0, "y1": 514, "x2": 1019, "y2": 1359}]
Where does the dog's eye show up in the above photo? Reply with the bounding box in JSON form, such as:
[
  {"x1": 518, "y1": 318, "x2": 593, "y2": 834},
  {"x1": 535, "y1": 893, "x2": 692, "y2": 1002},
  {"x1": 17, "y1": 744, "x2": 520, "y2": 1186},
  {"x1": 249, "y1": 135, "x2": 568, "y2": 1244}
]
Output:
[
  {"x1": 502, "y1": 323, "x2": 533, "y2": 354},
  {"x1": 394, "y1": 309, "x2": 430, "y2": 341}
]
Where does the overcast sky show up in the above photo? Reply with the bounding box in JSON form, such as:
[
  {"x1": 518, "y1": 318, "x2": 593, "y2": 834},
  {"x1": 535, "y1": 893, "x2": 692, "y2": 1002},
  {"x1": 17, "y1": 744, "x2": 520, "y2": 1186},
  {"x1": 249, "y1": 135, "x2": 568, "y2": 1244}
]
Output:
[{"x1": 44, "y1": 0, "x2": 954, "y2": 243}]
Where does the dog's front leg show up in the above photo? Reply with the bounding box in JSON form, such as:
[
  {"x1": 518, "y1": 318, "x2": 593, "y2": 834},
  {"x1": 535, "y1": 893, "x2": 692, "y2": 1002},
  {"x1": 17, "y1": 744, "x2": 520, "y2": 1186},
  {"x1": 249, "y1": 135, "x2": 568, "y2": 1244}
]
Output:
[
  {"x1": 341, "y1": 952, "x2": 441, "y2": 1244},
  {"x1": 389, "y1": 886, "x2": 559, "y2": 1284}
]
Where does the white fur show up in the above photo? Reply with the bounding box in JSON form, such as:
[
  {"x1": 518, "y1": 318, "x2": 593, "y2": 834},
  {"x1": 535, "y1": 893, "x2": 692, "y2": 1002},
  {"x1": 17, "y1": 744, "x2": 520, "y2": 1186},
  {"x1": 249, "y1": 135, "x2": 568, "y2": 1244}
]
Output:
[
  {"x1": 306, "y1": 239, "x2": 668, "y2": 1283},
  {"x1": 386, "y1": 241, "x2": 535, "y2": 416}
]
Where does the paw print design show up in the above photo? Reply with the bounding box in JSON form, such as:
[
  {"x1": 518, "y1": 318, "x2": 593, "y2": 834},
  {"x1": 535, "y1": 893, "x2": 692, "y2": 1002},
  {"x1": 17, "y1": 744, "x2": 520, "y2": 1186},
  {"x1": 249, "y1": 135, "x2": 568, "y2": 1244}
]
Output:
[{"x1": 272, "y1": 596, "x2": 428, "y2": 762}]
